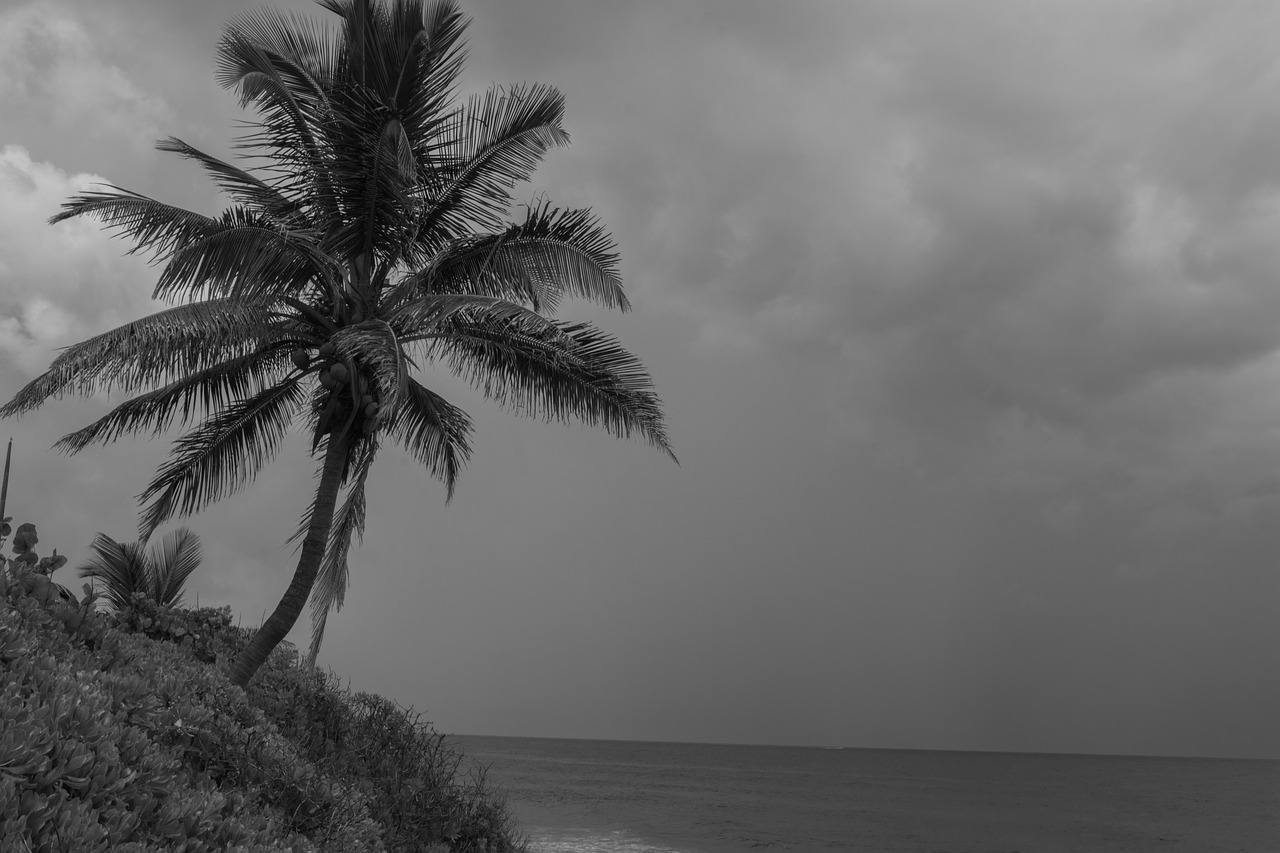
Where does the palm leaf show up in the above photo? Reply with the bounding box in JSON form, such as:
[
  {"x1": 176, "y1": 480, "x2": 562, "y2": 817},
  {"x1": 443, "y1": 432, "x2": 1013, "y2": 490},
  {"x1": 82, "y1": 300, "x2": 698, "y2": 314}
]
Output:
[
  {"x1": 306, "y1": 434, "x2": 377, "y2": 665},
  {"x1": 390, "y1": 292, "x2": 568, "y2": 344},
  {"x1": 390, "y1": 0, "x2": 469, "y2": 145},
  {"x1": 137, "y1": 378, "x2": 306, "y2": 539},
  {"x1": 156, "y1": 137, "x2": 309, "y2": 227},
  {"x1": 428, "y1": 201, "x2": 628, "y2": 312},
  {"x1": 327, "y1": 114, "x2": 419, "y2": 261},
  {"x1": 383, "y1": 378, "x2": 472, "y2": 496},
  {"x1": 77, "y1": 533, "x2": 151, "y2": 613},
  {"x1": 322, "y1": 0, "x2": 465, "y2": 118},
  {"x1": 150, "y1": 526, "x2": 203, "y2": 607},
  {"x1": 217, "y1": 12, "x2": 338, "y2": 216},
  {"x1": 54, "y1": 350, "x2": 294, "y2": 454},
  {"x1": 0, "y1": 299, "x2": 282, "y2": 417},
  {"x1": 155, "y1": 205, "x2": 336, "y2": 301},
  {"x1": 416, "y1": 83, "x2": 570, "y2": 243},
  {"x1": 50, "y1": 189, "x2": 220, "y2": 264},
  {"x1": 217, "y1": 11, "x2": 335, "y2": 127},
  {"x1": 219, "y1": 7, "x2": 337, "y2": 91},
  {"x1": 430, "y1": 317, "x2": 674, "y2": 459},
  {"x1": 327, "y1": 0, "x2": 469, "y2": 268}
]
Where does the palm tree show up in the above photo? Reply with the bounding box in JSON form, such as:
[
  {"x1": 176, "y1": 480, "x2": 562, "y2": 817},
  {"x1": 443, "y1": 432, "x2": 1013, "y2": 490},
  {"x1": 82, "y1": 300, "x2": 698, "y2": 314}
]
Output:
[
  {"x1": 79, "y1": 527, "x2": 204, "y2": 611},
  {"x1": 1, "y1": 0, "x2": 672, "y2": 687}
]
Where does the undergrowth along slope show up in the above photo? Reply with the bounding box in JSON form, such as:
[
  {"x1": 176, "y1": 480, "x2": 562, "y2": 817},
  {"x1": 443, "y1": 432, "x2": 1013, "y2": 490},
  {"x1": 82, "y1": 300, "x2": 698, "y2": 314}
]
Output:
[{"x1": 1, "y1": 540, "x2": 523, "y2": 852}]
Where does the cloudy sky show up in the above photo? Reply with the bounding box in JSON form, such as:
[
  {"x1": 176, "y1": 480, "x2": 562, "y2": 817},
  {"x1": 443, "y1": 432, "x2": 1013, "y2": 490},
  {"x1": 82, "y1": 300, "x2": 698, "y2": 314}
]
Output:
[{"x1": 2, "y1": 0, "x2": 1279, "y2": 760}]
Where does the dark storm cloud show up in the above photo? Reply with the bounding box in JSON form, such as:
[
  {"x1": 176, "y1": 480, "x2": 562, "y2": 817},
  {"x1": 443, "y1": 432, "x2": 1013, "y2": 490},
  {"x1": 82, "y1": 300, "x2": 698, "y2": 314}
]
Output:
[{"x1": 492, "y1": 0, "x2": 1280, "y2": 511}]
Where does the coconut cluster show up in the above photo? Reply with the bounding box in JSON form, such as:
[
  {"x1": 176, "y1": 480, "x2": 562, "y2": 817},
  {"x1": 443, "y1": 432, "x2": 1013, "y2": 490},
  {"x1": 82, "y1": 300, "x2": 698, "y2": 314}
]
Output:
[{"x1": 294, "y1": 344, "x2": 381, "y2": 435}]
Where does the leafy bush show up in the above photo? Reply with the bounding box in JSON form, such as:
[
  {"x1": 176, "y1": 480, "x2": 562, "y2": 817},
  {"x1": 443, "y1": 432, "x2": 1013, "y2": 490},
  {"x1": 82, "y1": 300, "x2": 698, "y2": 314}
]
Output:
[
  {"x1": 246, "y1": 656, "x2": 525, "y2": 852},
  {"x1": 113, "y1": 594, "x2": 244, "y2": 665},
  {"x1": 1, "y1": 525, "x2": 527, "y2": 852},
  {"x1": 1, "y1": 579, "x2": 312, "y2": 851}
]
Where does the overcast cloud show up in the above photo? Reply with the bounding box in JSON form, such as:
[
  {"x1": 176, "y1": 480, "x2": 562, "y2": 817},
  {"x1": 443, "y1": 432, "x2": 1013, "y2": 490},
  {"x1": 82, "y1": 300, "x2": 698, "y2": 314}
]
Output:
[{"x1": 1, "y1": 0, "x2": 1278, "y2": 759}]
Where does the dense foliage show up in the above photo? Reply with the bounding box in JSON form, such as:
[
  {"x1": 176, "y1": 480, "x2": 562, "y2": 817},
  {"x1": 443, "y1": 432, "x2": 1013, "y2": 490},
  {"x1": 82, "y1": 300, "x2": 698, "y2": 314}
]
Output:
[{"x1": 1, "y1": 527, "x2": 525, "y2": 852}]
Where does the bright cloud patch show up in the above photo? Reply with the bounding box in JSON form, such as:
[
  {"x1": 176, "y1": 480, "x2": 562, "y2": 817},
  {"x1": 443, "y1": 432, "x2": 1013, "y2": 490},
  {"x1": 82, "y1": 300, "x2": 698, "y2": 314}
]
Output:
[
  {"x1": 0, "y1": 3, "x2": 171, "y2": 158},
  {"x1": 0, "y1": 145, "x2": 156, "y2": 377}
]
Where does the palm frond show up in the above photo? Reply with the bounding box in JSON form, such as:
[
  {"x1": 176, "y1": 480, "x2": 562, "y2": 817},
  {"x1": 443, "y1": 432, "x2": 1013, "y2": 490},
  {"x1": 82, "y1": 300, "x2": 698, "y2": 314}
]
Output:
[
  {"x1": 157, "y1": 138, "x2": 309, "y2": 227},
  {"x1": 217, "y1": 9, "x2": 334, "y2": 123},
  {"x1": 217, "y1": 11, "x2": 338, "y2": 216},
  {"x1": 155, "y1": 205, "x2": 336, "y2": 301},
  {"x1": 428, "y1": 201, "x2": 628, "y2": 312},
  {"x1": 54, "y1": 349, "x2": 294, "y2": 454},
  {"x1": 392, "y1": 0, "x2": 469, "y2": 144},
  {"x1": 390, "y1": 292, "x2": 568, "y2": 344},
  {"x1": 417, "y1": 83, "x2": 570, "y2": 242},
  {"x1": 77, "y1": 533, "x2": 151, "y2": 613},
  {"x1": 384, "y1": 378, "x2": 472, "y2": 496},
  {"x1": 50, "y1": 189, "x2": 220, "y2": 263},
  {"x1": 428, "y1": 316, "x2": 674, "y2": 459},
  {"x1": 137, "y1": 378, "x2": 306, "y2": 539},
  {"x1": 322, "y1": 0, "x2": 463, "y2": 108},
  {"x1": 220, "y1": 7, "x2": 337, "y2": 90},
  {"x1": 150, "y1": 526, "x2": 203, "y2": 607},
  {"x1": 0, "y1": 299, "x2": 282, "y2": 417},
  {"x1": 327, "y1": 114, "x2": 419, "y2": 261},
  {"x1": 383, "y1": 117, "x2": 420, "y2": 190},
  {"x1": 306, "y1": 434, "x2": 377, "y2": 665}
]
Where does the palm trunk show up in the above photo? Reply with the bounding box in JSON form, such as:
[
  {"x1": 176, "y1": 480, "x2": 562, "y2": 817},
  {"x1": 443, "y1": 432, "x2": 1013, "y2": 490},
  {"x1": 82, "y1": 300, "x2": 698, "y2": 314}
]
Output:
[
  {"x1": 230, "y1": 432, "x2": 348, "y2": 687},
  {"x1": 0, "y1": 437, "x2": 12, "y2": 530}
]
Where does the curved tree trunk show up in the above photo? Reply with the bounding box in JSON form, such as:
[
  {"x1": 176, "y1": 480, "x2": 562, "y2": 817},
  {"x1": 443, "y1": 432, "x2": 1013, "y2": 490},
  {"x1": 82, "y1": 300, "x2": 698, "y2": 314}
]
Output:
[{"x1": 229, "y1": 432, "x2": 348, "y2": 687}]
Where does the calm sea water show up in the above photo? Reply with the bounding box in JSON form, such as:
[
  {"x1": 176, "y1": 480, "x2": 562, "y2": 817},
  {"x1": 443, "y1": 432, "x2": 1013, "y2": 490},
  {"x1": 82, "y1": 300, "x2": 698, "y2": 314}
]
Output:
[{"x1": 449, "y1": 735, "x2": 1278, "y2": 853}]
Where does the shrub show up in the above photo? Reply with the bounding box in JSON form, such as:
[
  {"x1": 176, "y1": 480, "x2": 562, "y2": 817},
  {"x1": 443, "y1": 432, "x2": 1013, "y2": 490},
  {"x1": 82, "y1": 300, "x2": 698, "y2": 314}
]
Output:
[
  {"x1": 246, "y1": 660, "x2": 525, "y2": 851},
  {"x1": 0, "y1": 593, "x2": 315, "y2": 851},
  {"x1": 113, "y1": 594, "x2": 245, "y2": 664},
  {"x1": 1, "y1": 523, "x2": 528, "y2": 852}
]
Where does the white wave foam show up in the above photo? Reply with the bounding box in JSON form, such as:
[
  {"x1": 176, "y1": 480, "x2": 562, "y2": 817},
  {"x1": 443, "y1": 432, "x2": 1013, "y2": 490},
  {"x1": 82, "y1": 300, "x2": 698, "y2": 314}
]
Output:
[{"x1": 527, "y1": 826, "x2": 688, "y2": 853}]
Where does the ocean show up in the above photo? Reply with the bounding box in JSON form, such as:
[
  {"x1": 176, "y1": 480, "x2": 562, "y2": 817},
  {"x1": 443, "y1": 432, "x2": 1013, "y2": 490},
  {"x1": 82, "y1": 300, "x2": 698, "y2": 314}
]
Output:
[{"x1": 449, "y1": 735, "x2": 1279, "y2": 853}]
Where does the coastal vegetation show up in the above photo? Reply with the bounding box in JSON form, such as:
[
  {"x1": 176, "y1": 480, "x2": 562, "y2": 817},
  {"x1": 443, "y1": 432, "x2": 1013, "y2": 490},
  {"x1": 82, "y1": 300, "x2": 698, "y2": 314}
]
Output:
[
  {"x1": 0, "y1": 0, "x2": 672, "y2": 690},
  {"x1": 1, "y1": 521, "x2": 522, "y2": 851},
  {"x1": 78, "y1": 527, "x2": 204, "y2": 612}
]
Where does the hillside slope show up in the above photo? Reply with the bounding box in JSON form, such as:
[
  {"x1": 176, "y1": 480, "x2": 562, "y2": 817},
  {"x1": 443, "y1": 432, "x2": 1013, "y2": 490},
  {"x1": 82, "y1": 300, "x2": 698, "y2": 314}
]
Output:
[{"x1": 0, "y1": 558, "x2": 524, "y2": 852}]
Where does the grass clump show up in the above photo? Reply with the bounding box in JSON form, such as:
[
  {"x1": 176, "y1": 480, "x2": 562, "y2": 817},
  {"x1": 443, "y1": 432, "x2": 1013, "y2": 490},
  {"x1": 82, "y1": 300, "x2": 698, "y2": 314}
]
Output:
[{"x1": 0, "y1": 546, "x2": 525, "y2": 852}]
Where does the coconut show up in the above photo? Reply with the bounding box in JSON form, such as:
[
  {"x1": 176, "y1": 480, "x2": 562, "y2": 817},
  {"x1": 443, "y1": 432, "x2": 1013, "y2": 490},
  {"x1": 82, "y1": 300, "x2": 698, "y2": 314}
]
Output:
[
  {"x1": 329, "y1": 362, "x2": 350, "y2": 385},
  {"x1": 319, "y1": 370, "x2": 337, "y2": 390},
  {"x1": 364, "y1": 401, "x2": 379, "y2": 418},
  {"x1": 290, "y1": 349, "x2": 311, "y2": 370},
  {"x1": 318, "y1": 342, "x2": 337, "y2": 359}
]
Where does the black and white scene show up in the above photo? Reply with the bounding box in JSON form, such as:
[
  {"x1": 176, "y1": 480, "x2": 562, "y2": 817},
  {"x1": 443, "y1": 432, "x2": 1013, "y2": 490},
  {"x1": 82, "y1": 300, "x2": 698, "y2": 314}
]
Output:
[{"x1": 0, "y1": 1, "x2": 1276, "y2": 850}]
